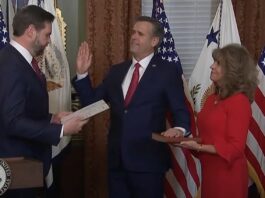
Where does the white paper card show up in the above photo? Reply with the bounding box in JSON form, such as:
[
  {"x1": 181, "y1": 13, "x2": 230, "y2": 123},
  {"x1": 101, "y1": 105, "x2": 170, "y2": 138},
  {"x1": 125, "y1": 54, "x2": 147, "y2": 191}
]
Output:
[{"x1": 61, "y1": 100, "x2": 109, "y2": 123}]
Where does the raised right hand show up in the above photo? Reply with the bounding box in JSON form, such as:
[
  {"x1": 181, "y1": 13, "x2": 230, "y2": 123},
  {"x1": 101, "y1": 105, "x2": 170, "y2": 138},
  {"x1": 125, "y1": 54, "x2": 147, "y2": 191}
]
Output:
[{"x1": 75, "y1": 41, "x2": 92, "y2": 74}]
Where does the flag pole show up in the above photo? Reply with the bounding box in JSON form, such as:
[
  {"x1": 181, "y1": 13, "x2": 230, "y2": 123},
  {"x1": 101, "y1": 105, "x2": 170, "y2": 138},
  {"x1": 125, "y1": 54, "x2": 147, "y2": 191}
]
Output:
[
  {"x1": 218, "y1": 0, "x2": 223, "y2": 48},
  {"x1": 54, "y1": 0, "x2": 58, "y2": 8}
]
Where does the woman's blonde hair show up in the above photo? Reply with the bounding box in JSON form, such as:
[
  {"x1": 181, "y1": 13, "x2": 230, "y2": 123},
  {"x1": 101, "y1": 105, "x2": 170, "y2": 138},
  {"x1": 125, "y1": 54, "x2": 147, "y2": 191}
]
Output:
[{"x1": 212, "y1": 43, "x2": 258, "y2": 102}]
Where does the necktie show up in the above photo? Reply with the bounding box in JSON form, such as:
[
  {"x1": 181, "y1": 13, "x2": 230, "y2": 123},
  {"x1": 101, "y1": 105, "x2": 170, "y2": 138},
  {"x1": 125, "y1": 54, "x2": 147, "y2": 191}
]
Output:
[
  {"x1": 124, "y1": 63, "x2": 141, "y2": 107},
  {"x1": 31, "y1": 58, "x2": 45, "y2": 83}
]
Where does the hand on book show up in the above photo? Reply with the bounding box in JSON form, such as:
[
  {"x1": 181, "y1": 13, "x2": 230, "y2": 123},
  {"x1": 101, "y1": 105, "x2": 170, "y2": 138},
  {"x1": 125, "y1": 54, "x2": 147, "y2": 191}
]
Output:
[
  {"x1": 161, "y1": 128, "x2": 184, "y2": 138},
  {"x1": 179, "y1": 140, "x2": 201, "y2": 151},
  {"x1": 152, "y1": 133, "x2": 201, "y2": 144}
]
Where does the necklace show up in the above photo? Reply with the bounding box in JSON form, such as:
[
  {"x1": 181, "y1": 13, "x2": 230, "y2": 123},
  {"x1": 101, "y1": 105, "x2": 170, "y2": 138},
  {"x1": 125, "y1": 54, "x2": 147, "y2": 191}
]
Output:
[{"x1": 214, "y1": 95, "x2": 220, "y2": 105}]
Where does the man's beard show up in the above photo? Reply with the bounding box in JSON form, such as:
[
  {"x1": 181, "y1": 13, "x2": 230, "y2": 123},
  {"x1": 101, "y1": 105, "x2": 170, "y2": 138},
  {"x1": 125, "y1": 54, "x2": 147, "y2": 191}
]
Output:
[{"x1": 32, "y1": 39, "x2": 46, "y2": 56}]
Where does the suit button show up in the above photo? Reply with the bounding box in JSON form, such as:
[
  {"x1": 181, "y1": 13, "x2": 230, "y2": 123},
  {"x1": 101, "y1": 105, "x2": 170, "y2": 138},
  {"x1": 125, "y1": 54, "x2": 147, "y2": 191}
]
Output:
[{"x1": 124, "y1": 110, "x2": 128, "y2": 114}]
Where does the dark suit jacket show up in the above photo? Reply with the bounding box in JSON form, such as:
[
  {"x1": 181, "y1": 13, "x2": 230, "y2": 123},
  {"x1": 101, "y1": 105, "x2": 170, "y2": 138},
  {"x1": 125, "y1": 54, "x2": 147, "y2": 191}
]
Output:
[
  {"x1": 0, "y1": 44, "x2": 62, "y2": 175},
  {"x1": 73, "y1": 55, "x2": 190, "y2": 173}
]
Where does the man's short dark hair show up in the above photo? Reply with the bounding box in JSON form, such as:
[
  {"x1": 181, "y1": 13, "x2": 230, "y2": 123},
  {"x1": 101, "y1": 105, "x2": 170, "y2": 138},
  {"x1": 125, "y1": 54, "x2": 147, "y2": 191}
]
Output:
[
  {"x1": 135, "y1": 16, "x2": 164, "y2": 48},
  {"x1": 13, "y1": 5, "x2": 54, "y2": 36}
]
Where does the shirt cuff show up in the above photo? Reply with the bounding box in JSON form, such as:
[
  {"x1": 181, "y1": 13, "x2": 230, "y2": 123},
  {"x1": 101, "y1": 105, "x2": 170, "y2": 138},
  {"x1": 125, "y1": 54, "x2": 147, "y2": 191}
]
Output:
[
  {"x1": 77, "y1": 72, "x2": 88, "y2": 80},
  {"x1": 174, "y1": 127, "x2": 190, "y2": 137},
  {"x1": 60, "y1": 125, "x2": 64, "y2": 138}
]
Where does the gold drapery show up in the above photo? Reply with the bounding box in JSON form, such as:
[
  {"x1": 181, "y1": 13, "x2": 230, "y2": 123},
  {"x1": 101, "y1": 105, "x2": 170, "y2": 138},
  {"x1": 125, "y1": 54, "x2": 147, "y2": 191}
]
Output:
[
  {"x1": 84, "y1": 0, "x2": 140, "y2": 197},
  {"x1": 232, "y1": 0, "x2": 265, "y2": 61}
]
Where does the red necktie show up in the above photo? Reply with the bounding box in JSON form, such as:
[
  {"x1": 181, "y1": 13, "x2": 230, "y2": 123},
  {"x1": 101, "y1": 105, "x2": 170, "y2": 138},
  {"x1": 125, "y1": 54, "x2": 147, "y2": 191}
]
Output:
[
  {"x1": 124, "y1": 63, "x2": 141, "y2": 107},
  {"x1": 31, "y1": 58, "x2": 45, "y2": 83}
]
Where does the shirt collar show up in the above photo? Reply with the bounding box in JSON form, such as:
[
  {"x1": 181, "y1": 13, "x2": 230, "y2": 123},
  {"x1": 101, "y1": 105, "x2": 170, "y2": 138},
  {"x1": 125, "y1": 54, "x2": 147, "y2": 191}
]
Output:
[
  {"x1": 132, "y1": 53, "x2": 154, "y2": 70},
  {"x1": 10, "y1": 40, "x2": 33, "y2": 64}
]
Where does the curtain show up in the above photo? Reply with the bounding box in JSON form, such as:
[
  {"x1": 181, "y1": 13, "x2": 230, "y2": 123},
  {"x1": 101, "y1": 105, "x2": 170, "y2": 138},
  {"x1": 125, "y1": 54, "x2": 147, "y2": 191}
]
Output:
[
  {"x1": 232, "y1": 0, "x2": 265, "y2": 61},
  {"x1": 84, "y1": 0, "x2": 141, "y2": 197}
]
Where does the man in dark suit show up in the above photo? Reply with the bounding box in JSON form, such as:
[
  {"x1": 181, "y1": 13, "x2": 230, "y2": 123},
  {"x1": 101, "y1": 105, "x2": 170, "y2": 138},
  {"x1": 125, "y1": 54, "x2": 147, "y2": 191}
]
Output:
[
  {"x1": 0, "y1": 5, "x2": 87, "y2": 197},
  {"x1": 73, "y1": 16, "x2": 190, "y2": 198}
]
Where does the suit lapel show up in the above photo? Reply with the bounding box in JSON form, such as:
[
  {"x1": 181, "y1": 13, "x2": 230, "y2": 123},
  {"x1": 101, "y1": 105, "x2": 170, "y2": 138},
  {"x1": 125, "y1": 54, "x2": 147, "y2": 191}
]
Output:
[
  {"x1": 126, "y1": 56, "x2": 160, "y2": 106},
  {"x1": 115, "y1": 61, "x2": 132, "y2": 105},
  {"x1": 8, "y1": 44, "x2": 47, "y2": 89},
  {"x1": 138, "y1": 57, "x2": 159, "y2": 87}
]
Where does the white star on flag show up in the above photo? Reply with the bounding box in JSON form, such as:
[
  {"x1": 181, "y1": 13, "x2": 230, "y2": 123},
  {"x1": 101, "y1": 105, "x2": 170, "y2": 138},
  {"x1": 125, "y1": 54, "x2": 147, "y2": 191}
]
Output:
[{"x1": 0, "y1": 5, "x2": 9, "y2": 49}]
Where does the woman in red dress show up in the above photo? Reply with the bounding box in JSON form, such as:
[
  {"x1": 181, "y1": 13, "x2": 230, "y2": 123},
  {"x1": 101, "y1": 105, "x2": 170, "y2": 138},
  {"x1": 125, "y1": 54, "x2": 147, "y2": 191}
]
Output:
[{"x1": 163, "y1": 44, "x2": 258, "y2": 198}]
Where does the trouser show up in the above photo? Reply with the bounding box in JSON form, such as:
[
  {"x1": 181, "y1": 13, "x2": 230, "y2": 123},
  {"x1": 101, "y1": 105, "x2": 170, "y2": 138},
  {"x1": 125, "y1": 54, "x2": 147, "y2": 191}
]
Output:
[{"x1": 108, "y1": 168, "x2": 164, "y2": 198}]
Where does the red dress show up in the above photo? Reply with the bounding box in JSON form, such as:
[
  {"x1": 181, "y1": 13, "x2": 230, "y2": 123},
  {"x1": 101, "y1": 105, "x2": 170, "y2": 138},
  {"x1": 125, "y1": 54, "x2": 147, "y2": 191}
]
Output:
[{"x1": 197, "y1": 93, "x2": 250, "y2": 198}]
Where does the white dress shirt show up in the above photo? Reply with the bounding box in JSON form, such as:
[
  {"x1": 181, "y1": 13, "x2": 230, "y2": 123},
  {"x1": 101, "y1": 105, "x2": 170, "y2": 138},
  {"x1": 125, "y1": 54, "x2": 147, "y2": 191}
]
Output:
[
  {"x1": 10, "y1": 40, "x2": 33, "y2": 65},
  {"x1": 122, "y1": 53, "x2": 154, "y2": 98}
]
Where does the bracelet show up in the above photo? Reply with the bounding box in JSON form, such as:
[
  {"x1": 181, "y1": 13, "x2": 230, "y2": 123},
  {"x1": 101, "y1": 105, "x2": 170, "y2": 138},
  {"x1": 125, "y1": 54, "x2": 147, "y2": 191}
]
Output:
[{"x1": 197, "y1": 144, "x2": 203, "y2": 152}]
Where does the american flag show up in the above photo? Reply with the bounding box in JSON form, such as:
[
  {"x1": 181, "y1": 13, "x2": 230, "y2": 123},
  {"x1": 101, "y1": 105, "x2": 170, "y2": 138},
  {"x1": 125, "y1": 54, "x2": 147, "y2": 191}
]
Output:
[
  {"x1": 246, "y1": 46, "x2": 265, "y2": 196},
  {"x1": 152, "y1": 0, "x2": 182, "y2": 74},
  {"x1": 152, "y1": 0, "x2": 201, "y2": 197},
  {"x1": 258, "y1": 47, "x2": 265, "y2": 75},
  {"x1": 0, "y1": 4, "x2": 9, "y2": 49}
]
